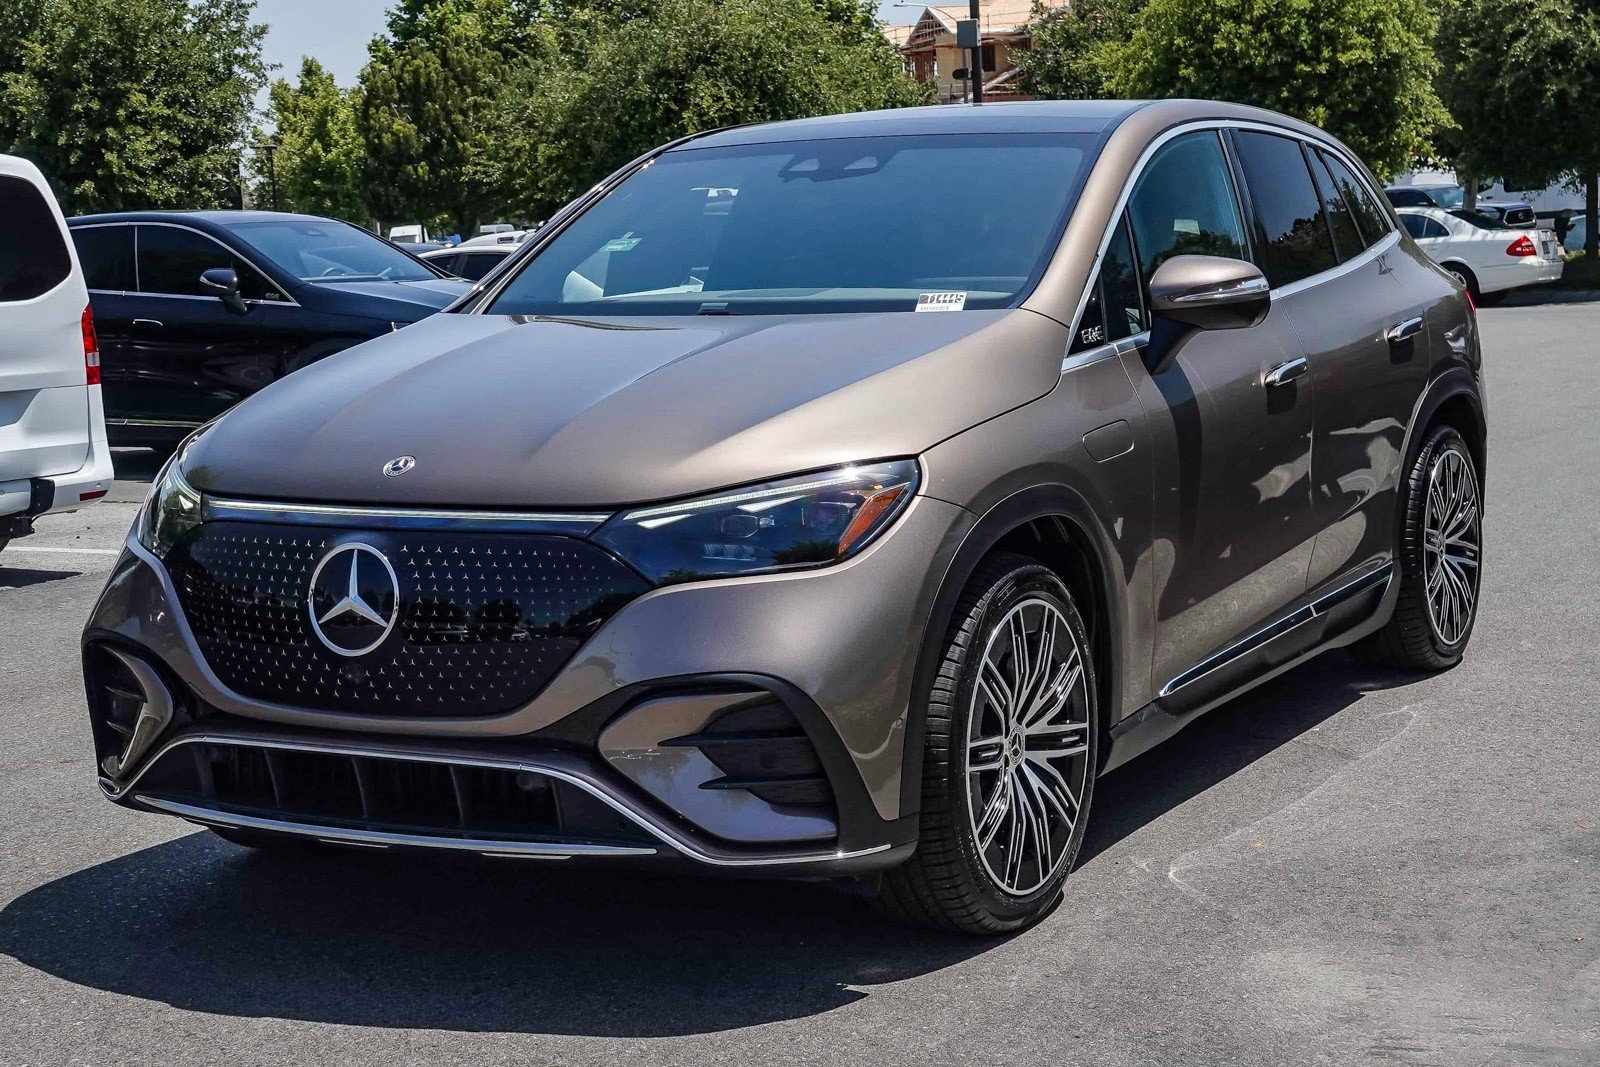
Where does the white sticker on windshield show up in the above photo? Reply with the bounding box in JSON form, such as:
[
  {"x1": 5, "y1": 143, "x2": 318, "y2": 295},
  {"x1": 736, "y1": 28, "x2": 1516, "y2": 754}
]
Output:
[{"x1": 916, "y1": 291, "x2": 967, "y2": 313}]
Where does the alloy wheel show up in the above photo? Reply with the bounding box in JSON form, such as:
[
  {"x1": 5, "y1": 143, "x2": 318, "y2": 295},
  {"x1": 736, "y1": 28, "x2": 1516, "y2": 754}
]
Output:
[
  {"x1": 964, "y1": 597, "x2": 1092, "y2": 897},
  {"x1": 1423, "y1": 446, "x2": 1481, "y2": 646}
]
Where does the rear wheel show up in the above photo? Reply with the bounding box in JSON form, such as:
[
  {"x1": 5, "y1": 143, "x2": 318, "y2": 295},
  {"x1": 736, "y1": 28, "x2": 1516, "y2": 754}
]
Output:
[
  {"x1": 1443, "y1": 262, "x2": 1483, "y2": 305},
  {"x1": 1354, "y1": 425, "x2": 1483, "y2": 670},
  {"x1": 876, "y1": 554, "x2": 1098, "y2": 934}
]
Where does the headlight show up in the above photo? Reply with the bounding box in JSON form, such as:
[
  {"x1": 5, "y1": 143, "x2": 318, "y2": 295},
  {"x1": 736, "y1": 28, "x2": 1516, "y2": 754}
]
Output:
[
  {"x1": 595, "y1": 460, "x2": 919, "y2": 584},
  {"x1": 133, "y1": 435, "x2": 206, "y2": 558}
]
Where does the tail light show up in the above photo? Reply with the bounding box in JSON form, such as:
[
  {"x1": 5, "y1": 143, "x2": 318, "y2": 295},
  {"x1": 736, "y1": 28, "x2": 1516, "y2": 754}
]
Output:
[
  {"x1": 1506, "y1": 235, "x2": 1538, "y2": 257},
  {"x1": 82, "y1": 305, "x2": 101, "y2": 385}
]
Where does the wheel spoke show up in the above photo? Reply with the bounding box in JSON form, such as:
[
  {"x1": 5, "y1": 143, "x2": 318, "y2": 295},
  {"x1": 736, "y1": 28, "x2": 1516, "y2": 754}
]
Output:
[{"x1": 966, "y1": 596, "x2": 1092, "y2": 896}]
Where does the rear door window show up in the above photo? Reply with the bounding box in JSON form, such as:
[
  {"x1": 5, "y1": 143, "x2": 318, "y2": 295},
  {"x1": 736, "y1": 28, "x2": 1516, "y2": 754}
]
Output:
[
  {"x1": 1232, "y1": 131, "x2": 1339, "y2": 287},
  {"x1": 74, "y1": 224, "x2": 138, "y2": 292},
  {"x1": 0, "y1": 174, "x2": 73, "y2": 302},
  {"x1": 456, "y1": 252, "x2": 504, "y2": 281}
]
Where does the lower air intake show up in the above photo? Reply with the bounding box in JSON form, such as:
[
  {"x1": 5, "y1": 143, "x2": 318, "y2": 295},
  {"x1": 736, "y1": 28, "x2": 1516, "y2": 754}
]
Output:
[{"x1": 133, "y1": 740, "x2": 655, "y2": 850}]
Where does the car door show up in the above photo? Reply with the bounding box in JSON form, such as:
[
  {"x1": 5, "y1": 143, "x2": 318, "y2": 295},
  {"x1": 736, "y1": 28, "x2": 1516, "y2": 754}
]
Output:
[
  {"x1": 1230, "y1": 132, "x2": 1430, "y2": 594},
  {"x1": 1118, "y1": 129, "x2": 1319, "y2": 701},
  {"x1": 130, "y1": 223, "x2": 274, "y2": 432},
  {"x1": 71, "y1": 222, "x2": 141, "y2": 426}
]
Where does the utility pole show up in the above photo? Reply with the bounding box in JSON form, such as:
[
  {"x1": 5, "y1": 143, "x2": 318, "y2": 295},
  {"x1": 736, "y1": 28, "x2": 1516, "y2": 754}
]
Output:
[{"x1": 968, "y1": 0, "x2": 983, "y2": 104}]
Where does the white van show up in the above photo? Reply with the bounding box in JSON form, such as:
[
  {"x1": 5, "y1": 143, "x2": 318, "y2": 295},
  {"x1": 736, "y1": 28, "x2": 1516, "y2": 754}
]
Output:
[{"x1": 0, "y1": 154, "x2": 114, "y2": 556}]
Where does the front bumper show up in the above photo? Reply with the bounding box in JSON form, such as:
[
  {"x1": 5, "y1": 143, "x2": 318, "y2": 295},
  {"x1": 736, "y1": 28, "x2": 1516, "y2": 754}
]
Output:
[{"x1": 83, "y1": 494, "x2": 972, "y2": 873}]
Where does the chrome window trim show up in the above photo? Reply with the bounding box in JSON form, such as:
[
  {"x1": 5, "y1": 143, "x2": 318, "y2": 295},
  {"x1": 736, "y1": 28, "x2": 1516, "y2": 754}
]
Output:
[
  {"x1": 105, "y1": 732, "x2": 893, "y2": 868},
  {"x1": 202, "y1": 494, "x2": 614, "y2": 535},
  {"x1": 1064, "y1": 118, "x2": 1399, "y2": 349}
]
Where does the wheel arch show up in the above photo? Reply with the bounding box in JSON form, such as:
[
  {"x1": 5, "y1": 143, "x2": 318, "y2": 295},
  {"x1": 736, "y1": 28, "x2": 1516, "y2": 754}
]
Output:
[
  {"x1": 899, "y1": 484, "x2": 1128, "y2": 819},
  {"x1": 1406, "y1": 368, "x2": 1488, "y2": 501}
]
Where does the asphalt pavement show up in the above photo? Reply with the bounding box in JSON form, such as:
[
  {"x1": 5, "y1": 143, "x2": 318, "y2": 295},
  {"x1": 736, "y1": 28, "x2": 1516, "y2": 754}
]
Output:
[{"x1": 0, "y1": 303, "x2": 1595, "y2": 1066}]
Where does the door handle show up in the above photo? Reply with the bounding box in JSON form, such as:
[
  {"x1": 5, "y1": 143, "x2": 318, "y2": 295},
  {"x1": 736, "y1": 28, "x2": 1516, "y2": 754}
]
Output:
[
  {"x1": 1385, "y1": 316, "x2": 1424, "y2": 343},
  {"x1": 132, "y1": 318, "x2": 164, "y2": 329},
  {"x1": 1263, "y1": 357, "x2": 1308, "y2": 388}
]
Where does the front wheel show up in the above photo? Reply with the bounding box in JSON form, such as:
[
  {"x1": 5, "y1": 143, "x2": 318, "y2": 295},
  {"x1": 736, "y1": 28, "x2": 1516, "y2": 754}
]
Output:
[
  {"x1": 1354, "y1": 425, "x2": 1483, "y2": 670},
  {"x1": 876, "y1": 554, "x2": 1098, "y2": 934}
]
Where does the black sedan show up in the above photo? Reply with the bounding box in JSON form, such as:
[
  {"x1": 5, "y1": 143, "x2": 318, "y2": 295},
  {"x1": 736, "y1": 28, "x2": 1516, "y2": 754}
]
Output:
[{"x1": 67, "y1": 211, "x2": 471, "y2": 446}]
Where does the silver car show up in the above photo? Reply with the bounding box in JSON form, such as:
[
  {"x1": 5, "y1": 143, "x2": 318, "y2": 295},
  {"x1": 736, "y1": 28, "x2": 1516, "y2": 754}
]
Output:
[{"x1": 84, "y1": 101, "x2": 1484, "y2": 933}]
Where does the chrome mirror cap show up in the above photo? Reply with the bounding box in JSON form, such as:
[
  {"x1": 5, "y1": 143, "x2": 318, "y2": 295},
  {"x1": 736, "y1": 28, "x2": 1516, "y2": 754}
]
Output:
[{"x1": 1148, "y1": 255, "x2": 1271, "y2": 332}]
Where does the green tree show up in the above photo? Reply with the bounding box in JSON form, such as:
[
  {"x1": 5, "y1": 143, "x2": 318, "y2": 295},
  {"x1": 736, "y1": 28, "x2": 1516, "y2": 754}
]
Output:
[
  {"x1": 480, "y1": 0, "x2": 928, "y2": 220},
  {"x1": 257, "y1": 59, "x2": 366, "y2": 221},
  {"x1": 1107, "y1": 0, "x2": 1447, "y2": 177},
  {"x1": 0, "y1": 0, "x2": 266, "y2": 213},
  {"x1": 1436, "y1": 0, "x2": 1600, "y2": 256},
  {"x1": 356, "y1": 0, "x2": 553, "y2": 233},
  {"x1": 1019, "y1": 0, "x2": 1144, "y2": 100}
]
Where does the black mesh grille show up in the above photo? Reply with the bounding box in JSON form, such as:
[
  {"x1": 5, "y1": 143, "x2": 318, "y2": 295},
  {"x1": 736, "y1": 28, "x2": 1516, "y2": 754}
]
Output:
[
  {"x1": 165, "y1": 522, "x2": 648, "y2": 717},
  {"x1": 136, "y1": 742, "x2": 654, "y2": 847}
]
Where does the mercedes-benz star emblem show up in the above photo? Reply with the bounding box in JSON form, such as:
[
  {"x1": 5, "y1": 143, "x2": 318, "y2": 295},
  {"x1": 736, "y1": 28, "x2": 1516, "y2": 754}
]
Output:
[
  {"x1": 383, "y1": 455, "x2": 416, "y2": 477},
  {"x1": 307, "y1": 543, "x2": 401, "y2": 657}
]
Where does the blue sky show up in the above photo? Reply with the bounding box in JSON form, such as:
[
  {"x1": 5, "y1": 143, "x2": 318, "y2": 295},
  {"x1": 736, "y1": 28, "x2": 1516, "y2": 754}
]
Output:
[{"x1": 254, "y1": 0, "x2": 921, "y2": 92}]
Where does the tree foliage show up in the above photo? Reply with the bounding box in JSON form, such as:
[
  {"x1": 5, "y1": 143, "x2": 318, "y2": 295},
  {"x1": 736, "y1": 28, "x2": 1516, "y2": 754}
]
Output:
[
  {"x1": 356, "y1": 0, "x2": 555, "y2": 233},
  {"x1": 1435, "y1": 0, "x2": 1600, "y2": 253},
  {"x1": 0, "y1": 0, "x2": 266, "y2": 213},
  {"x1": 479, "y1": 0, "x2": 928, "y2": 221},
  {"x1": 1107, "y1": 0, "x2": 1447, "y2": 177},
  {"x1": 258, "y1": 58, "x2": 365, "y2": 221},
  {"x1": 1019, "y1": 0, "x2": 1144, "y2": 100}
]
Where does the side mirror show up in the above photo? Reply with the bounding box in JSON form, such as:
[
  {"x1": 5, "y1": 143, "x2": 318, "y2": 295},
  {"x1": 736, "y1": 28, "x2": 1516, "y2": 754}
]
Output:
[
  {"x1": 1144, "y1": 255, "x2": 1270, "y2": 374},
  {"x1": 199, "y1": 267, "x2": 248, "y2": 315}
]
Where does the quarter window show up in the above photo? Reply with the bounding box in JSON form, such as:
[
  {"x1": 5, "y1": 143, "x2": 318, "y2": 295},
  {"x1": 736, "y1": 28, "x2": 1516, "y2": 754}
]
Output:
[
  {"x1": 73, "y1": 225, "x2": 137, "y2": 292},
  {"x1": 1071, "y1": 216, "x2": 1149, "y2": 354},
  {"x1": 1126, "y1": 131, "x2": 1249, "y2": 287},
  {"x1": 1232, "y1": 131, "x2": 1339, "y2": 287},
  {"x1": 0, "y1": 174, "x2": 72, "y2": 302},
  {"x1": 1317, "y1": 149, "x2": 1391, "y2": 245},
  {"x1": 137, "y1": 226, "x2": 271, "y2": 300},
  {"x1": 1308, "y1": 153, "x2": 1365, "y2": 261}
]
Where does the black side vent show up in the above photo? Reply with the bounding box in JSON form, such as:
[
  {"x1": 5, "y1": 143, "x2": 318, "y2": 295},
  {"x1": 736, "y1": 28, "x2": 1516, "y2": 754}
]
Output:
[
  {"x1": 665, "y1": 699, "x2": 833, "y2": 810},
  {"x1": 134, "y1": 742, "x2": 654, "y2": 848}
]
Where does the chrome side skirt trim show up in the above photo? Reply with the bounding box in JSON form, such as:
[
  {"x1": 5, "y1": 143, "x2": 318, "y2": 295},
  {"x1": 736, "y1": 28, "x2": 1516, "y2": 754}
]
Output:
[
  {"x1": 138, "y1": 796, "x2": 658, "y2": 859},
  {"x1": 1159, "y1": 562, "x2": 1394, "y2": 699},
  {"x1": 202, "y1": 496, "x2": 613, "y2": 535},
  {"x1": 107, "y1": 732, "x2": 892, "y2": 869}
]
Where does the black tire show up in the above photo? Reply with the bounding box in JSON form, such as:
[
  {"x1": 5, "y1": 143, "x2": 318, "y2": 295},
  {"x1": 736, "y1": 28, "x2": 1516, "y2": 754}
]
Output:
[
  {"x1": 876, "y1": 553, "x2": 1098, "y2": 935},
  {"x1": 1443, "y1": 263, "x2": 1483, "y2": 305},
  {"x1": 1353, "y1": 425, "x2": 1483, "y2": 670}
]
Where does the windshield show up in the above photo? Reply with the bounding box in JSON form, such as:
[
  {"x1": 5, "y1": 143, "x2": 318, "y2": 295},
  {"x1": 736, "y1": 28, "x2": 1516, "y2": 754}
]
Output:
[
  {"x1": 230, "y1": 220, "x2": 441, "y2": 283},
  {"x1": 1450, "y1": 208, "x2": 1510, "y2": 230},
  {"x1": 486, "y1": 134, "x2": 1095, "y2": 316},
  {"x1": 1425, "y1": 185, "x2": 1466, "y2": 209}
]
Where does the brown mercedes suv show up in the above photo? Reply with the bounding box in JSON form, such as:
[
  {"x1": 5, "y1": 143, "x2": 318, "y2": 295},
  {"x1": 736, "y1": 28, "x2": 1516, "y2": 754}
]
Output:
[{"x1": 83, "y1": 100, "x2": 1485, "y2": 933}]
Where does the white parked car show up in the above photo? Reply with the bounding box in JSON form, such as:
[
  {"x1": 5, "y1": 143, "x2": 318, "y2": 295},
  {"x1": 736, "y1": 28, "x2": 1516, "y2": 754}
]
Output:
[
  {"x1": 0, "y1": 155, "x2": 114, "y2": 557},
  {"x1": 419, "y1": 243, "x2": 517, "y2": 282},
  {"x1": 1396, "y1": 206, "x2": 1564, "y2": 303}
]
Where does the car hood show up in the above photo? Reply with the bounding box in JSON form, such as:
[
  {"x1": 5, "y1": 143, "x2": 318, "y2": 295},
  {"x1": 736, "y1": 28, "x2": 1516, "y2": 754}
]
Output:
[
  {"x1": 302, "y1": 277, "x2": 471, "y2": 318},
  {"x1": 184, "y1": 309, "x2": 1068, "y2": 508}
]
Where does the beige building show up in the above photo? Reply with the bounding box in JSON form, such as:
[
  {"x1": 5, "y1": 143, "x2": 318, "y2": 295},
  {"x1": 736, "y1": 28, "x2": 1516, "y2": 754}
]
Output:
[{"x1": 891, "y1": 1, "x2": 1070, "y2": 104}]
